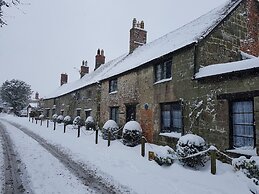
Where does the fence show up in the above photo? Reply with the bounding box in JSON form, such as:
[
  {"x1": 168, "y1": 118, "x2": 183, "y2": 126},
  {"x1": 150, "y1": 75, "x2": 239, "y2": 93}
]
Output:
[{"x1": 28, "y1": 118, "x2": 233, "y2": 175}]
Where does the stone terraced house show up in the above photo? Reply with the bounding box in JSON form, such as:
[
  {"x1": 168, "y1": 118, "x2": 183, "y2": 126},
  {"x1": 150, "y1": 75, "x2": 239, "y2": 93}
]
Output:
[{"x1": 43, "y1": 0, "x2": 259, "y2": 154}]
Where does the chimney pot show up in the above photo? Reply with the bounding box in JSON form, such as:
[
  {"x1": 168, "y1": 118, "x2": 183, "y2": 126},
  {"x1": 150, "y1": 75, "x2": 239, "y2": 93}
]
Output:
[{"x1": 60, "y1": 73, "x2": 68, "y2": 86}]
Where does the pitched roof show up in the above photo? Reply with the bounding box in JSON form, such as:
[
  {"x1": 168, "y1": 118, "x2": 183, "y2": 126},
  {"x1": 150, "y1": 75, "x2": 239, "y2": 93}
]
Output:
[{"x1": 45, "y1": 0, "x2": 242, "y2": 100}]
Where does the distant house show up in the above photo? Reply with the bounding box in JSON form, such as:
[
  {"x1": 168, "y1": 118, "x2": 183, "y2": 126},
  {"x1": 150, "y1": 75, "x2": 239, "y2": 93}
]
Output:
[{"x1": 43, "y1": 0, "x2": 259, "y2": 153}]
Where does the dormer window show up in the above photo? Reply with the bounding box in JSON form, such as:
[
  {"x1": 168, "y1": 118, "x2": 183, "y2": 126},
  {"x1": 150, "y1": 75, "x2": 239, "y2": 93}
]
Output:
[
  {"x1": 154, "y1": 60, "x2": 172, "y2": 82},
  {"x1": 109, "y1": 79, "x2": 118, "y2": 93}
]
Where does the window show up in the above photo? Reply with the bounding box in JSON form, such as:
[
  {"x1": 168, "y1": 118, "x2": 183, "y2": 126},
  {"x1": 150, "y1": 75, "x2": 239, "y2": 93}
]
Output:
[
  {"x1": 161, "y1": 102, "x2": 182, "y2": 133},
  {"x1": 85, "y1": 110, "x2": 91, "y2": 119},
  {"x1": 231, "y1": 100, "x2": 255, "y2": 148},
  {"x1": 76, "y1": 109, "x2": 81, "y2": 116},
  {"x1": 110, "y1": 107, "x2": 119, "y2": 124},
  {"x1": 154, "y1": 60, "x2": 172, "y2": 82},
  {"x1": 109, "y1": 79, "x2": 118, "y2": 93},
  {"x1": 52, "y1": 108, "x2": 56, "y2": 116},
  {"x1": 46, "y1": 109, "x2": 50, "y2": 118}
]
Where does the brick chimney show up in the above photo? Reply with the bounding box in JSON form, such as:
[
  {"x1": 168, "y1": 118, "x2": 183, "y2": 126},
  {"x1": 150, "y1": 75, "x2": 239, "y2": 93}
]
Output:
[
  {"x1": 35, "y1": 92, "x2": 39, "y2": 100},
  {"x1": 129, "y1": 18, "x2": 147, "y2": 53},
  {"x1": 240, "y1": 0, "x2": 259, "y2": 56},
  {"x1": 95, "y1": 49, "x2": 105, "y2": 70},
  {"x1": 60, "y1": 73, "x2": 68, "y2": 86},
  {"x1": 80, "y1": 60, "x2": 89, "y2": 78}
]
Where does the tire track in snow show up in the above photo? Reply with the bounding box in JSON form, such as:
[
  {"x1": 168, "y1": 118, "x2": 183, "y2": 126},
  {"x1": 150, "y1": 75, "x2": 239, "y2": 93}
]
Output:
[
  {"x1": 4, "y1": 120, "x2": 130, "y2": 194},
  {"x1": 0, "y1": 121, "x2": 31, "y2": 194}
]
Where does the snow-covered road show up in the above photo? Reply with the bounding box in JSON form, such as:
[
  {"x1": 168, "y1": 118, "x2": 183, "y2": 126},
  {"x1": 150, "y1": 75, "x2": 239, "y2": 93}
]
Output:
[
  {"x1": 0, "y1": 114, "x2": 256, "y2": 194},
  {"x1": 0, "y1": 119, "x2": 125, "y2": 194}
]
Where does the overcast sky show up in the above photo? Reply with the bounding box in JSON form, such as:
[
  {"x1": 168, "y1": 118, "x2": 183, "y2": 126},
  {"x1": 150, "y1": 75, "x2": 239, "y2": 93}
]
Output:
[{"x1": 0, "y1": 0, "x2": 228, "y2": 98}]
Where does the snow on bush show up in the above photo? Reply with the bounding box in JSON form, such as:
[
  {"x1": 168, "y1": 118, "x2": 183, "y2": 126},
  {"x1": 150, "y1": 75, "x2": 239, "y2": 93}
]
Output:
[
  {"x1": 73, "y1": 116, "x2": 84, "y2": 126},
  {"x1": 122, "y1": 121, "x2": 142, "y2": 147},
  {"x1": 176, "y1": 134, "x2": 208, "y2": 168},
  {"x1": 102, "y1": 120, "x2": 119, "y2": 140},
  {"x1": 39, "y1": 114, "x2": 44, "y2": 120},
  {"x1": 85, "y1": 116, "x2": 95, "y2": 130},
  {"x1": 52, "y1": 114, "x2": 58, "y2": 122},
  {"x1": 233, "y1": 156, "x2": 259, "y2": 181},
  {"x1": 154, "y1": 147, "x2": 176, "y2": 166},
  {"x1": 63, "y1": 116, "x2": 72, "y2": 125},
  {"x1": 56, "y1": 115, "x2": 64, "y2": 123}
]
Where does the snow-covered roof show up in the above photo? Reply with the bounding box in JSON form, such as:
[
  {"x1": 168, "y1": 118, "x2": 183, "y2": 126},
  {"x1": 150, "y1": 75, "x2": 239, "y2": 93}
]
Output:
[
  {"x1": 45, "y1": 0, "x2": 242, "y2": 100},
  {"x1": 195, "y1": 57, "x2": 259, "y2": 79},
  {"x1": 28, "y1": 102, "x2": 39, "y2": 108}
]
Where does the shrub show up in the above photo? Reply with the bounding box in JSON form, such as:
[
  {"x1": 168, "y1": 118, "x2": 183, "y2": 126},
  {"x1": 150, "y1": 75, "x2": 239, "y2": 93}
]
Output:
[
  {"x1": 39, "y1": 114, "x2": 44, "y2": 120},
  {"x1": 232, "y1": 156, "x2": 259, "y2": 181},
  {"x1": 73, "y1": 116, "x2": 84, "y2": 126},
  {"x1": 154, "y1": 149, "x2": 176, "y2": 166},
  {"x1": 52, "y1": 114, "x2": 58, "y2": 122},
  {"x1": 176, "y1": 134, "x2": 208, "y2": 169},
  {"x1": 63, "y1": 116, "x2": 72, "y2": 125},
  {"x1": 122, "y1": 121, "x2": 142, "y2": 147},
  {"x1": 102, "y1": 120, "x2": 119, "y2": 140},
  {"x1": 85, "y1": 116, "x2": 95, "y2": 130},
  {"x1": 56, "y1": 115, "x2": 64, "y2": 123}
]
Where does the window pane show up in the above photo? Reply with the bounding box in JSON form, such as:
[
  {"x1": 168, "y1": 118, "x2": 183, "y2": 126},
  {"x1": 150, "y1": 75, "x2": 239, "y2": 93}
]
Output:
[
  {"x1": 232, "y1": 100, "x2": 254, "y2": 148},
  {"x1": 165, "y1": 61, "x2": 172, "y2": 78},
  {"x1": 161, "y1": 102, "x2": 182, "y2": 133}
]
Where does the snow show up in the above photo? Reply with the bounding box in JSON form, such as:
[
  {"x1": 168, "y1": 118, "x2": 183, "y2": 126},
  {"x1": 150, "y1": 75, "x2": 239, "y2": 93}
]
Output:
[
  {"x1": 64, "y1": 115, "x2": 71, "y2": 122},
  {"x1": 85, "y1": 116, "x2": 94, "y2": 123},
  {"x1": 123, "y1": 121, "x2": 142, "y2": 132},
  {"x1": 57, "y1": 115, "x2": 64, "y2": 121},
  {"x1": 178, "y1": 134, "x2": 205, "y2": 146},
  {"x1": 28, "y1": 102, "x2": 38, "y2": 108},
  {"x1": 45, "y1": 0, "x2": 241, "y2": 100},
  {"x1": 0, "y1": 131, "x2": 4, "y2": 193},
  {"x1": 195, "y1": 57, "x2": 259, "y2": 79},
  {"x1": 153, "y1": 77, "x2": 172, "y2": 85},
  {"x1": 227, "y1": 147, "x2": 257, "y2": 156},
  {"x1": 0, "y1": 114, "x2": 256, "y2": 194},
  {"x1": 103, "y1": 120, "x2": 118, "y2": 129},
  {"x1": 0, "y1": 120, "x2": 94, "y2": 194},
  {"x1": 159, "y1": 132, "x2": 181, "y2": 139}
]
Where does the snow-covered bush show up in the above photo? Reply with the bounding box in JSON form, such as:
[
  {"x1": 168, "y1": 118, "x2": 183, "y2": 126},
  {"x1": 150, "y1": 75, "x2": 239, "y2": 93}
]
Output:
[
  {"x1": 39, "y1": 114, "x2": 44, "y2": 120},
  {"x1": 73, "y1": 116, "x2": 84, "y2": 126},
  {"x1": 52, "y1": 114, "x2": 58, "y2": 122},
  {"x1": 176, "y1": 134, "x2": 208, "y2": 168},
  {"x1": 102, "y1": 120, "x2": 119, "y2": 140},
  {"x1": 63, "y1": 115, "x2": 72, "y2": 125},
  {"x1": 233, "y1": 156, "x2": 259, "y2": 181},
  {"x1": 56, "y1": 115, "x2": 64, "y2": 123},
  {"x1": 154, "y1": 148, "x2": 176, "y2": 166},
  {"x1": 122, "y1": 121, "x2": 142, "y2": 147},
  {"x1": 85, "y1": 116, "x2": 95, "y2": 130}
]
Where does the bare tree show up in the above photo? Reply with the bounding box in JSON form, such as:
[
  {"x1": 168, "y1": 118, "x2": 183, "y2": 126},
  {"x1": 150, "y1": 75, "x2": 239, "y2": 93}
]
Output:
[{"x1": 0, "y1": 0, "x2": 20, "y2": 26}]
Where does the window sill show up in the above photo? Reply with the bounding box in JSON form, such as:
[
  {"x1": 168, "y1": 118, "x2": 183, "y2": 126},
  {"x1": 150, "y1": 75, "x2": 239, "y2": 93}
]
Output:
[
  {"x1": 159, "y1": 132, "x2": 181, "y2": 139},
  {"x1": 109, "y1": 91, "x2": 118, "y2": 95},
  {"x1": 154, "y1": 77, "x2": 172, "y2": 85}
]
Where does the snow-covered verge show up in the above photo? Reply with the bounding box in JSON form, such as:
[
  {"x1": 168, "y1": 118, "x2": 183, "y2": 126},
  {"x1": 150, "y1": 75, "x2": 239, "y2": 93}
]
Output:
[
  {"x1": 0, "y1": 130, "x2": 4, "y2": 193},
  {"x1": 0, "y1": 114, "x2": 256, "y2": 194},
  {"x1": 0, "y1": 120, "x2": 94, "y2": 194}
]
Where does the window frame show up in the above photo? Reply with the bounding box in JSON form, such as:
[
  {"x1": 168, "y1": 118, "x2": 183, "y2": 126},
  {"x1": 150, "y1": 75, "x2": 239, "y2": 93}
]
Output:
[
  {"x1": 160, "y1": 101, "x2": 183, "y2": 134},
  {"x1": 109, "y1": 79, "x2": 118, "y2": 93},
  {"x1": 154, "y1": 60, "x2": 172, "y2": 82},
  {"x1": 110, "y1": 107, "x2": 119, "y2": 124}
]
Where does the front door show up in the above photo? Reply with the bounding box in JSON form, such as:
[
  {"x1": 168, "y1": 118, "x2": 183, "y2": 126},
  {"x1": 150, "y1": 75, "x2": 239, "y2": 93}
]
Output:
[
  {"x1": 126, "y1": 105, "x2": 136, "y2": 122},
  {"x1": 231, "y1": 100, "x2": 255, "y2": 148}
]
